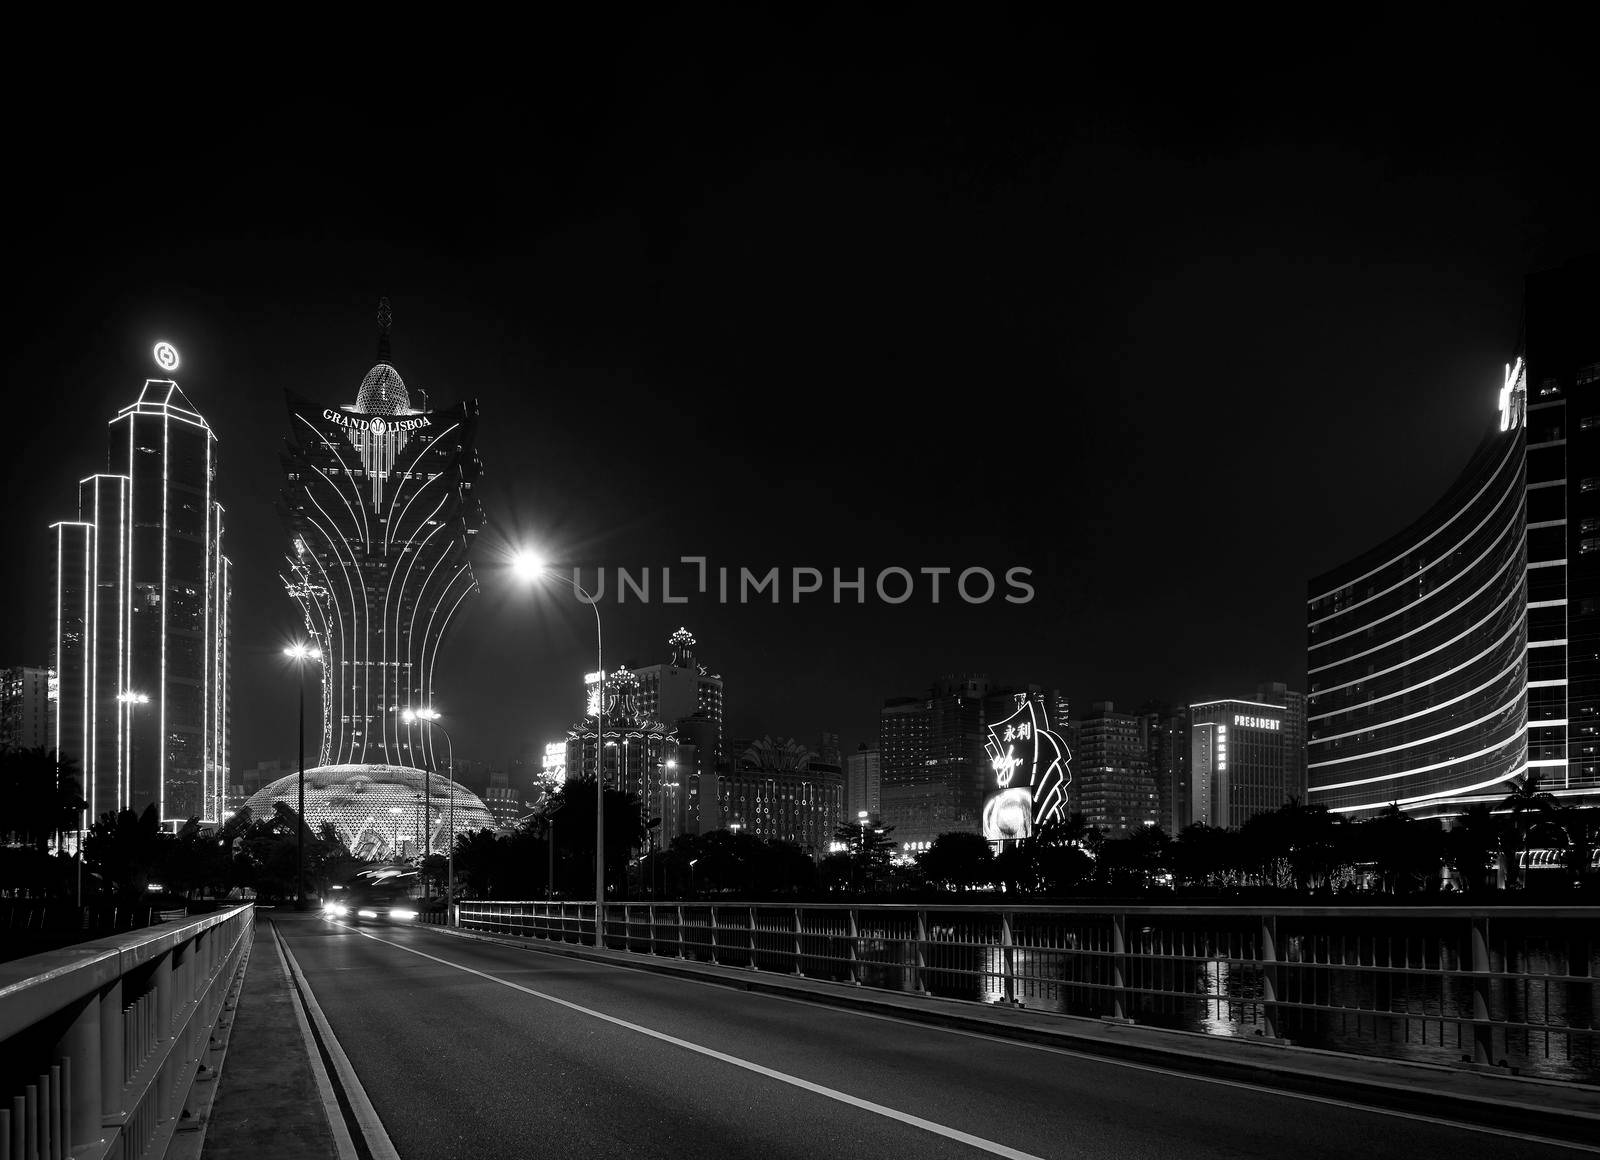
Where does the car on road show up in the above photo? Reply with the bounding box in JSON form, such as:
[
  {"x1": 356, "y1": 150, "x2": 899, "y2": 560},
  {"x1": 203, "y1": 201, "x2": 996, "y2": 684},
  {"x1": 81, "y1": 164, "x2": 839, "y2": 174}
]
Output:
[{"x1": 323, "y1": 869, "x2": 423, "y2": 925}]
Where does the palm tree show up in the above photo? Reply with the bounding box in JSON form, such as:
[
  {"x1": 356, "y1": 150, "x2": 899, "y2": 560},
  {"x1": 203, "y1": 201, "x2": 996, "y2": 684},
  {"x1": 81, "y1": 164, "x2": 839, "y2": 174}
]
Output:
[{"x1": 1497, "y1": 773, "x2": 1561, "y2": 888}]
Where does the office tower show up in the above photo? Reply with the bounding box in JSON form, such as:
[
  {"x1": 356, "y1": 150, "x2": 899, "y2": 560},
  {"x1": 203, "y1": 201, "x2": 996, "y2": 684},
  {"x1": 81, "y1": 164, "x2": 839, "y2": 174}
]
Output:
[
  {"x1": 1137, "y1": 702, "x2": 1191, "y2": 833},
  {"x1": 50, "y1": 350, "x2": 230, "y2": 825},
  {"x1": 878, "y1": 696, "x2": 929, "y2": 844}
]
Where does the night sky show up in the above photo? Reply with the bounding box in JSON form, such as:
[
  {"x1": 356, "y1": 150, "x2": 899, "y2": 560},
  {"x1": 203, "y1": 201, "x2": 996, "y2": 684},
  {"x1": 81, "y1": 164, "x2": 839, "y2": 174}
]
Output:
[{"x1": 5, "y1": 17, "x2": 1594, "y2": 776}]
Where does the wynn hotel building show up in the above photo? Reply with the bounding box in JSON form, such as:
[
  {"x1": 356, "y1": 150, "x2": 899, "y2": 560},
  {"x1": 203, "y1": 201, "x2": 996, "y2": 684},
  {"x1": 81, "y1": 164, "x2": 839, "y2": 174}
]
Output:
[{"x1": 1307, "y1": 260, "x2": 1598, "y2": 818}]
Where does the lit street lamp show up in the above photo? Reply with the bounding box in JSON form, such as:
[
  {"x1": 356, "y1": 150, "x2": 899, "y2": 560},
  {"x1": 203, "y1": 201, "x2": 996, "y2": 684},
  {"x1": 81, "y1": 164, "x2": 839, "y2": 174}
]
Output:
[
  {"x1": 403, "y1": 706, "x2": 457, "y2": 921},
  {"x1": 284, "y1": 643, "x2": 322, "y2": 907},
  {"x1": 514, "y1": 551, "x2": 605, "y2": 948}
]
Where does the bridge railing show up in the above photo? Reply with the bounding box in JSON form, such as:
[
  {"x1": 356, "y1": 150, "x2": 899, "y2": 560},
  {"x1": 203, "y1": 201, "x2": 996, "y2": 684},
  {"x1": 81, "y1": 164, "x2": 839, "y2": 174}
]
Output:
[
  {"x1": 0, "y1": 903, "x2": 253, "y2": 1160},
  {"x1": 448, "y1": 901, "x2": 1599, "y2": 1080}
]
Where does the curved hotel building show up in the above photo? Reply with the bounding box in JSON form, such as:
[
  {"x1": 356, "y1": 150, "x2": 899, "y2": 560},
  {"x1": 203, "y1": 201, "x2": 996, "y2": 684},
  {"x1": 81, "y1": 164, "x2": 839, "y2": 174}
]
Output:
[
  {"x1": 275, "y1": 304, "x2": 492, "y2": 855},
  {"x1": 1307, "y1": 262, "x2": 1597, "y2": 818}
]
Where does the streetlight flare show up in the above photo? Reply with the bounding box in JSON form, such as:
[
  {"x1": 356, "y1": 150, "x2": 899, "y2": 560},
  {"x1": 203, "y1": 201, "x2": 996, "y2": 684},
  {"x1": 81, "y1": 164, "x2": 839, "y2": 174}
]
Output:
[
  {"x1": 512, "y1": 550, "x2": 548, "y2": 582},
  {"x1": 284, "y1": 642, "x2": 322, "y2": 660}
]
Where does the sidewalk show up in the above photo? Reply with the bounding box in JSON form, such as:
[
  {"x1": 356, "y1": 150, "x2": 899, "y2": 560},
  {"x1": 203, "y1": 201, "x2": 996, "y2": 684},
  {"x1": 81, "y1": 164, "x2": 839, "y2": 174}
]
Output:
[
  {"x1": 433, "y1": 922, "x2": 1600, "y2": 1137},
  {"x1": 201, "y1": 919, "x2": 340, "y2": 1160}
]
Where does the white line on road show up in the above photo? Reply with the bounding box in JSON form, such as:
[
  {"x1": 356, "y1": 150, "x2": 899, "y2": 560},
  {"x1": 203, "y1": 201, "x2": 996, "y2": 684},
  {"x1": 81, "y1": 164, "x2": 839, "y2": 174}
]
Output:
[
  {"x1": 338, "y1": 923, "x2": 1048, "y2": 1160},
  {"x1": 269, "y1": 922, "x2": 362, "y2": 1160},
  {"x1": 277, "y1": 923, "x2": 404, "y2": 1160},
  {"x1": 421, "y1": 924, "x2": 1600, "y2": 1156}
]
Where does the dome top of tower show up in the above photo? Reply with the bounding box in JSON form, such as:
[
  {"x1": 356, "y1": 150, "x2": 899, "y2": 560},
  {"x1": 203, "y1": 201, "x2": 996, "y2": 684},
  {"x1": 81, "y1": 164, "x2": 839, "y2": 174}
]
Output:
[{"x1": 353, "y1": 362, "x2": 411, "y2": 415}]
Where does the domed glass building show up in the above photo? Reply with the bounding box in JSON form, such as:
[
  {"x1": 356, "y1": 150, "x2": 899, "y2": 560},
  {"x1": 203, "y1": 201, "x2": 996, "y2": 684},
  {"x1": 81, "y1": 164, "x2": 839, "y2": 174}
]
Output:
[{"x1": 240, "y1": 764, "x2": 496, "y2": 861}]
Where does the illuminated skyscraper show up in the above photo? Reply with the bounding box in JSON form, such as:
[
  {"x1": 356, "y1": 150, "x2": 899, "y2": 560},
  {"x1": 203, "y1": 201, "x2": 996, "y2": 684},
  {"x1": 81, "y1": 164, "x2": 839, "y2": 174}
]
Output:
[
  {"x1": 1307, "y1": 261, "x2": 1597, "y2": 817},
  {"x1": 280, "y1": 302, "x2": 485, "y2": 771},
  {"x1": 1071, "y1": 702, "x2": 1157, "y2": 836},
  {"x1": 631, "y1": 628, "x2": 725, "y2": 764},
  {"x1": 50, "y1": 349, "x2": 231, "y2": 825}
]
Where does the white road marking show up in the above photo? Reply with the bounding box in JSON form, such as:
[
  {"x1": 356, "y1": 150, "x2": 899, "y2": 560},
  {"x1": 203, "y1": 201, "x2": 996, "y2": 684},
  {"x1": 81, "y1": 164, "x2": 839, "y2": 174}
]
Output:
[
  {"x1": 423, "y1": 923, "x2": 1600, "y2": 1155},
  {"x1": 336, "y1": 922, "x2": 1047, "y2": 1159},
  {"x1": 277, "y1": 923, "x2": 404, "y2": 1160},
  {"x1": 269, "y1": 922, "x2": 362, "y2": 1160}
]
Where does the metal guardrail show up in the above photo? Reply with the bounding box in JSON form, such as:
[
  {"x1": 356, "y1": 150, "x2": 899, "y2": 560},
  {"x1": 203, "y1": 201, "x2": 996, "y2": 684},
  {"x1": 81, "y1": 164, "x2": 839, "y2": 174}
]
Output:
[
  {"x1": 0, "y1": 904, "x2": 253, "y2": 1160},
  {"x1": 448, "y1": 901, "x2": 1599, "y2": 1080}
]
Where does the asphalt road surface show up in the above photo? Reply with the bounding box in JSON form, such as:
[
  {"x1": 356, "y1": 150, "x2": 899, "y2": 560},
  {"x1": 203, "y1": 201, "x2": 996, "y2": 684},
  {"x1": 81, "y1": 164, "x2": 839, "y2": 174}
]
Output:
[{"x1": 272, "y1": 913, "x2": 1593, "y2": 1160}]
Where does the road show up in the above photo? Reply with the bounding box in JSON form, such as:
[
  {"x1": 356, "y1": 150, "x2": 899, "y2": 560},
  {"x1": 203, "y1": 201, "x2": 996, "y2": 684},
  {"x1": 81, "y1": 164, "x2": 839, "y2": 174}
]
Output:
[{"x1": 271, "y1": 913, "x2": 1592, "y2": 1160}]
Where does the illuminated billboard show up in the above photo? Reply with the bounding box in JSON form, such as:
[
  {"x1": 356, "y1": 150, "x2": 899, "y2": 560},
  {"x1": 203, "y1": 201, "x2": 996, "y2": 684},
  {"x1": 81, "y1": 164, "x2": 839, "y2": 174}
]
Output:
[{"x1": 982, "y1": 692, "x2": 1070, "y2": 843}]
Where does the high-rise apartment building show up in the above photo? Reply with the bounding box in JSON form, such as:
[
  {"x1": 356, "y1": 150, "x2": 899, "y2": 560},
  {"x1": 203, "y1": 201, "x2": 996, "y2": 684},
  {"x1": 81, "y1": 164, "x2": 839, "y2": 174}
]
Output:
[
  {"x1": 878, "y1": 696, "x2": 930, "y2": 843},
  {"x1": 1137, "y1": 701, "x2": 1190, "y2": 833},
  {"x1": 1, "y1": 666, "x2": 53, "y2": 752},
  {"x1": 1071, "y1": 702, "x2": 1158, "y2": 836},
  {"x1": 846, "y1": 744, "x2": 880, "y2": 818},
  {"x1": 51, "y1": 351, "x2": 231, "y2": 825}
]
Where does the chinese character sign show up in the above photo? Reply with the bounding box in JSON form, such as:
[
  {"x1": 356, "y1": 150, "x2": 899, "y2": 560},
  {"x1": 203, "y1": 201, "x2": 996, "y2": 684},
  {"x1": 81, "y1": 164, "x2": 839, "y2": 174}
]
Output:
[{"x1": 982, "y1": 693, "x2": 1070, "y2": 842}]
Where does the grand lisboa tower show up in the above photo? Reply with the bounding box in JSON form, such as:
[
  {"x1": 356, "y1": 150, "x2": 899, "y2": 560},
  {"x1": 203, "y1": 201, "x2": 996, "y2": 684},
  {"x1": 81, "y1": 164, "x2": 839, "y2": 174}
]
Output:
[{"x1": 243, "y1": 301, "x2": 494, "y2": 858}]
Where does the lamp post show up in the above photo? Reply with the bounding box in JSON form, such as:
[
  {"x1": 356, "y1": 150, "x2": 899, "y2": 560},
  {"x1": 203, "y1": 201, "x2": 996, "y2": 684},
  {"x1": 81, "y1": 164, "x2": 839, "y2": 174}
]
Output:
[
  {"x1": 284, "y1": 643, "x2": 322, "y2": 909},
  {"x1": 514, "y1": 552, "x2": 605, "y2": 948},
  {"x1": 403, "y1": 707, "x2": 456, "y2": 922}
]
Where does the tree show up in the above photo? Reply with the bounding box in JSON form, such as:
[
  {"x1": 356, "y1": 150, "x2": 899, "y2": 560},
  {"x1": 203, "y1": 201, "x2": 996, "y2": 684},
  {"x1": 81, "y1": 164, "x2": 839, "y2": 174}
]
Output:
[
  {"x1": 831, "y1": 814, "x2": 896, "y2": 894},
  {"x1": 1496, "y1": 773, "x2": 1563, "y2": 888},
  {"x1": 0, "y1": 747, "x2": 85, "y2": 852},
  {"x1": 84, "y1": 805, "x2": 164, "y2": 902},
  {"x1": 918, "y1": 831, "x2": 995, "y2": 892},
  {"x1": 1443, "y1": 804, "x2": 1502, "y2": 893}
]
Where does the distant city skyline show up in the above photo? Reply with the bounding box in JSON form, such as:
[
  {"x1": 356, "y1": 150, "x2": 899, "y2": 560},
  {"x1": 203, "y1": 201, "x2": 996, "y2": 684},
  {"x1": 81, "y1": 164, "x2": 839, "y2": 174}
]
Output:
[{"x1": 5, "y1": 25, "x2": 1594, "y2": 780}]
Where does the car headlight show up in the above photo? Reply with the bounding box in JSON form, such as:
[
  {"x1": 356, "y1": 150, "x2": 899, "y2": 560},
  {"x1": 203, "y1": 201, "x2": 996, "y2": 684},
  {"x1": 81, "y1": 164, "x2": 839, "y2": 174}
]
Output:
[
  {"x1": 390, "y1": 909, "x2": 417, "y2": 921},
  {"x1": 357, "y1": 909, "x2": 378, "y2": 918},
  {"x1": 323, "y1": 902, "x2": 348, "y2": 916}
]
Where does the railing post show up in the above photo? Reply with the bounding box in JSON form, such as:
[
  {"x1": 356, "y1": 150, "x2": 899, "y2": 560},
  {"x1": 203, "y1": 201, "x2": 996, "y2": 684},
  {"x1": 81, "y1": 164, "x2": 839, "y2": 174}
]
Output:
[
  {"x1": 748, "y1": 906, "x2": 759, "y2": 971},
  {"x1": 647, "y1": 904, "x2": 657, "y2": 956},
  {"x1": 1104, "y1": 912, "x2": 1131, "y2": 1023},
  {"x1": 57, "y1": 993, "x2": 101, "y2": 1151},
  {"x1": 847, "y1": 907, "x2": 861, "y2": 986},
  {"x1": 708, "y1": 904, "x2": 719, "y2": 965},
  {"x1": 915, "y1": 909, "x2": 929, "y2": 995},
  {"x1": 792, "y1": 907, "x2": 803, "y2": 977},
  {"x1": 677, "y1": 905, "x2": 686, "y2": 959},
  {"x1": 1470, "y1": 915, "x2": 1495, "y2": 1066},
  {"x1": 1260, "y1": 914, "x2": 1281, "y2": 1042},
  {"x1": 98, "y1": 977, "x2": 122, "y2": 1127},
  {"x1": 1001, "y1": 911, "x2": 1016, "y2": 1006}
]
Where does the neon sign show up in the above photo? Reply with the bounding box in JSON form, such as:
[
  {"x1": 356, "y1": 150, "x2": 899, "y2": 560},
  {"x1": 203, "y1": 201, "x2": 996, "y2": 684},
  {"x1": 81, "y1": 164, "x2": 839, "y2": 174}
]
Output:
[
  {"x1": 1232, "y1": 714, "x2": 1279, "y2": 730},
  {"x1": 982, "y1": 692, "x2": 1070, "y2": 843},
  {"x1": 1499, "y1": 357, "x2": 1525, "y2": 432},
  {"x1": 153, "y1": 342, "x2": 180, "y2": 373}
]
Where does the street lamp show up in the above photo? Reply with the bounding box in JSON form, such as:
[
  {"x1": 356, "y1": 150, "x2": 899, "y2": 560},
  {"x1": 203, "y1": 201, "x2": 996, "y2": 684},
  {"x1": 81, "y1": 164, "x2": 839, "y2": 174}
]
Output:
[
  {"x1": 513, "y1": 550, "x2": 605, "y2": 948},
  {"x1": 403, "y1": 706, "x2": 457, "y2": 922},
  {"x1": 284, "y1": 643, "x2": 322, "y2": 909},
  {"x1": 689, "y1": 857, "x2": 699, "y2": 899}
]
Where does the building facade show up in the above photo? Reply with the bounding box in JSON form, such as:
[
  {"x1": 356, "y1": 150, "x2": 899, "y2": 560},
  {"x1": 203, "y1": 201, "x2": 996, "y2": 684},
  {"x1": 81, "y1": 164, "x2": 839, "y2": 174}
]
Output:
[
  {"x1": 720, "y1": 737, "x2": 844, "y2": 857},
  {"x1": 1307, "y1": 260, "x2": 1598, "y2": 816},
  {"x1": 632, "y1": 628, "x2": 724, "y2": 765},
  {"x1": 1189, "y1": 699, "x2": 1290, "y2": 828},
  {"x1": 51, "y1": 359, "x2": 231, "y2": 826},
  {"x1": 846, "y1": 744, "x2": 881, "y2": 818},
  {"x1": 1071, "y1": 702, "x2": 1157, "y2": 836},
  {"x1": 280, "y1": 303, "x2": 484, "y2": 772},
  {"x1": 1, "y1": 666, "x2": 53, "y2": 752},
  {"x1": 1137, "y1": 701, "x2": 1190, "y2": 833}
]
